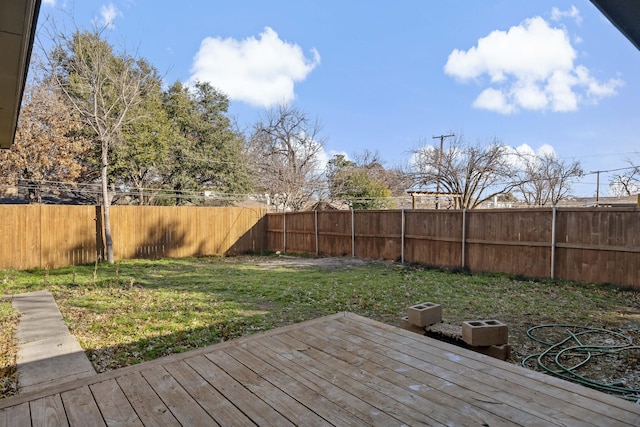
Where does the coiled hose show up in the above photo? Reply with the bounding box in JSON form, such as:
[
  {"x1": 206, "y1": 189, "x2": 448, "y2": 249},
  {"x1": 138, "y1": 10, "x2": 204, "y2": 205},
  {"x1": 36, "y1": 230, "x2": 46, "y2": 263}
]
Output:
[{"x1": 522, "y1": 324, "x2": 640, "y2": 402}]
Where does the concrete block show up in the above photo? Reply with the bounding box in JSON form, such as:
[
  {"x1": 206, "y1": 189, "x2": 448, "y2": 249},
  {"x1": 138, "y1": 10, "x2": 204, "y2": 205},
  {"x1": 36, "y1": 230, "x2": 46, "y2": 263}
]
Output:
[
  {"x1": 462, "y1": 320, "x2": 508, "y2": 346},
  {"x1": 400, "y1": 316, "x2": 425, "y2": 335},
  {"x1": 472, "y1": 344, "x2": 511, "y2": 361},
  {"x1": 407, "y1": 302, "x2": 442, "y2": 327}
]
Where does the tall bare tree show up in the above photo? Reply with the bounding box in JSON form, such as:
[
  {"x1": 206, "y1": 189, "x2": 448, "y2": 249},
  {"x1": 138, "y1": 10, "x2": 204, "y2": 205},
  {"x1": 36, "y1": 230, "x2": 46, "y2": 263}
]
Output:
[
  {"x1": 46, "y1": 29, "x2": 154, "y2": 262},
  {"x1": 247, "y1": 104, "x2": 325, "y2": 211},
  {"x1": 0, "y1": 81, "x2": 90, "y2": 203},
  {"x1": 513, "y1": 152, "x2": 583, "y2": 206},
  {"x1": 410, "y1": 135, "x2": 519, "y2": 209},
  {"x1": 609, "y1": 157, "x2": 640, "y2": 197}
]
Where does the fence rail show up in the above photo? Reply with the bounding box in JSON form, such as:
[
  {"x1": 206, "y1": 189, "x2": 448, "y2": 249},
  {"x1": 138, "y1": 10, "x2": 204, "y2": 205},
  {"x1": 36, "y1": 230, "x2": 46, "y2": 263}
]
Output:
[
  {"x1": 266, "y1": 208, "x2": 640, "y2": 289},
  {"x1": 0, "y1": 205, "x2": 267, "y2": 270}
]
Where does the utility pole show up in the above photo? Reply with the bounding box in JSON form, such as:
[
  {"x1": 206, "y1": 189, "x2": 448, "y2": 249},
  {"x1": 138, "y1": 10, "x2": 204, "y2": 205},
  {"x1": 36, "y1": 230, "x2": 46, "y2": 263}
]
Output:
[
  {"x1": 432, "y1": 133, "x2": 455, "y2": 209},
  {"x1": 595, "y1": 170, "x2": 600, "y2": 207}
]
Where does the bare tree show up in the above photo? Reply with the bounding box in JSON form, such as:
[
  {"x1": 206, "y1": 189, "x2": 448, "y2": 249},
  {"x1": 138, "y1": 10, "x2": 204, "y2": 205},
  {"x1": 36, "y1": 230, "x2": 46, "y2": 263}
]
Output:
[
  {"x1": 609, "y1": 157, "x2": 640, "y2": 197},
  {"x1": 46, "y1": 29, "x2": 153, "y2": 262},
  {"x1": 410, "y1": 135, "x2": 519, "y2": 209},
  {"x1": 247, "y1": 104, "x2": 325, "y2": 211},
  {"x1": 513, "y1": 152, "x2": 583, "y2": 206}
]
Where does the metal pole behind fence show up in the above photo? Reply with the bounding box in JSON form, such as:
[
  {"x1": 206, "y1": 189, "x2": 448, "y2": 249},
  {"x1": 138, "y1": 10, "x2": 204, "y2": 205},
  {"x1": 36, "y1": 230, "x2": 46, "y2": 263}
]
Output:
[
  {"x1": 315, "y1": 210, "x2": 319, "y2": 257},
  {"x1": 551, "y1": 207, "x2": 557, "y2": 279},
  {"x1": 461, "y1": 209, "x2": 467, "y2": 268},
  {"x1": 351, "y1": 208, "x2": 355, "y2": 257},
  {"x1": 401, "y1": 209, "x2": 405, "y2": 264}
]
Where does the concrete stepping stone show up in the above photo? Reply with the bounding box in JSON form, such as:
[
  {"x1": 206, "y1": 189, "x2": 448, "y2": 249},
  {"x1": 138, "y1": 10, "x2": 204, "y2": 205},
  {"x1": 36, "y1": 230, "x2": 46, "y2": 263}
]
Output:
[{"x1": 11, "y1": 290, "x2": 95, "y2": 393}]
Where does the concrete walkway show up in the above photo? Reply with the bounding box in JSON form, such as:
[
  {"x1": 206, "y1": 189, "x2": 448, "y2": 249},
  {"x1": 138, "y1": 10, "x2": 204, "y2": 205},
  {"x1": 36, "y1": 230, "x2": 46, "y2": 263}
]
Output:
[{"x1": 11, "y1": 290, "x2": 95, "y2": 394}]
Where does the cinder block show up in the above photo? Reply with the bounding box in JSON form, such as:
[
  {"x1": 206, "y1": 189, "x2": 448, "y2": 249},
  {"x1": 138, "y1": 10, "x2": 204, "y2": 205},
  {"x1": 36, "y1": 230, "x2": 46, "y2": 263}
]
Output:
[
  {"x1": 461, "y1": 320, "x2": 508, "y2": 346},
  {"x1": 472, "y1": 344, "x2": 511, "y2": 361},
  {"x1": 400, "y1": 316, "x2": 426, "y2": 335},
  {"x1": 407, "y1": 302, "x2": 442, "y2": 327}
]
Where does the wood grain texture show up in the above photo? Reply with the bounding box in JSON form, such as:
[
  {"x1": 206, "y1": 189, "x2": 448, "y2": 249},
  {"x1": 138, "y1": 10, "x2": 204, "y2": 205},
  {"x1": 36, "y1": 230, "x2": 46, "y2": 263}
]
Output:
[{"x1": 1, "y1": 313, "x2": 639, "y2": 426}]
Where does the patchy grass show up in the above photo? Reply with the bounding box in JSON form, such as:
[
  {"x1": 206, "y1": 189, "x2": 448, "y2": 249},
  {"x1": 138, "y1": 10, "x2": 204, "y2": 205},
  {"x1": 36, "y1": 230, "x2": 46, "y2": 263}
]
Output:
[
  {"x1": 0, "y1": 300, "x2": 19, "y2": 399},
  {"x1": 1, "y1": 255, "x2": 638, "y2": 382}
]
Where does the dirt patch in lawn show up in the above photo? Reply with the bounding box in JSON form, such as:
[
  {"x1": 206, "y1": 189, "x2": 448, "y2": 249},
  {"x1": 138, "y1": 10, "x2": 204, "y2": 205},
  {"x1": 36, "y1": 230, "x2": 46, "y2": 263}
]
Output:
[{"x1": 250, "y1": 255, "x2": 389, "y2": 270}]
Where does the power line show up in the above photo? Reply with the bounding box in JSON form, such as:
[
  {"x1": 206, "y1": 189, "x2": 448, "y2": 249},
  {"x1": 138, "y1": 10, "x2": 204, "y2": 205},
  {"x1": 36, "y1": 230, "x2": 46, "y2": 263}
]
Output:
[{"x1": 585, "y1": 165, "x2": 638, "y2": 175}]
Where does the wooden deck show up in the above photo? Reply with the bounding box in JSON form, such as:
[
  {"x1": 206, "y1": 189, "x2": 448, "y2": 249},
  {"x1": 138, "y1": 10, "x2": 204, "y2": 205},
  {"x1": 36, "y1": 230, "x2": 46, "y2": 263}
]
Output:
[{"x1": 1, "y1": 313, "x2": 639, "y2": 426}]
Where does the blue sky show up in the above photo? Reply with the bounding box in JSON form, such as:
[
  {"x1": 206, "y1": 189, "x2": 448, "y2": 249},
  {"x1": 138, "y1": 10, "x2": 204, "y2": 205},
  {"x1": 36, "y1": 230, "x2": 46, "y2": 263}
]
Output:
[{"x1": 37, "y1": 1, "x2": 639, "y2": 197}]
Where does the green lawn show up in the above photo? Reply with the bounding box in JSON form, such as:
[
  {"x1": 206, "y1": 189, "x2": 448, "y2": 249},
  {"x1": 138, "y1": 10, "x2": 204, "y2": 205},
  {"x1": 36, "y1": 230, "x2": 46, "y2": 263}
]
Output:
[{"x1": 1, "y1": 255, "x2": 638, "y2": 375}]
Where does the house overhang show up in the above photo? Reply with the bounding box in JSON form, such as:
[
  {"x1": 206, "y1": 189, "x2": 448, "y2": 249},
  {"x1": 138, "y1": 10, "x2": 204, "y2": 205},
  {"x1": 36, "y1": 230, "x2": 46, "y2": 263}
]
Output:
[
  {"x1": 0, "y1": 0, "x2": 41, "y2": 149},
  {"x1": 590, "y1": 0, "x2": 640, "y2": 50}
]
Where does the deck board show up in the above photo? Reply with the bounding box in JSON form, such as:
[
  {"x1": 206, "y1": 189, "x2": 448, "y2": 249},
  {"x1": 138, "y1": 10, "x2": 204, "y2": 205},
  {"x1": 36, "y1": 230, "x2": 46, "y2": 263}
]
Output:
[
  {"x1": 246, "y1": 339, "x2": 402, "y2": 425},
  {"x1": 0, "y1": 402, "x2": 29, "y2": 427},
  {"x1": 61, "y1": 386, "x2": 106, "y2": 427},
  {"x1": 186, "y1": 354, "x2": 294, "y2": 427},
  {"x1": 1, "y1": 312, "x2": 639, "y2": 426},
  {"x1": 89, "y1": 379, "x2": 144, "y2": 427},
  {"x1": 29, "y1": 394, "x2": 68, "y2": 427},
  {"x1": 116, "y1": 372, "x2": 181, "y2": 426},
  {"x1": 204, "y1": 350, "x2": 330, "y2": 426},
  {"x1": 297, "y1": 323, "x2": 526, "y2": 426},
  {"x1": 224, "y1": 345, "x2": 365, "y2": 426},
  {"x1": 162, "y1": 361, "x2": 251, "y2": 427},
  {"x1": 337, "y1": 315, "x2": 637, "y2": 425},
  {"x1": 140, "y1": 365, "x2": 217, "y2": 426},
  {"x1": 325, "y1": 317, "x2": 598, "y2": 426}
]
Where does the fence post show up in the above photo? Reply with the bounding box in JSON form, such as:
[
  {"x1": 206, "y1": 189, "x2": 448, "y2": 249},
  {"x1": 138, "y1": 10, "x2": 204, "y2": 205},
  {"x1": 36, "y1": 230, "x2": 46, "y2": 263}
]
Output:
[
  {"x1": 351, "y1": 208, "x2": 355, "y2": 257},
  {"x1": 315, "y1": 210, "x2": 319, "y2": 257},
  {"x1": 401, "y1": 208, "x2": 405, "y2": 264},
  {"x1": 461, "y1": 209, "x2": 467, "y2": 269},
  {"x1": 551, "y1": 207, "x2": 557, "y2": 279},
  {"x1": 283, "y1": 212, "x2": 286, "y2": 254}
]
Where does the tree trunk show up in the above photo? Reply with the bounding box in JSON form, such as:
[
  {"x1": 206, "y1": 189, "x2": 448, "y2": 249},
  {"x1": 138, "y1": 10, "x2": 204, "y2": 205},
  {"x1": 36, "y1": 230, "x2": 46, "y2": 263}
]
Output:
[{"x1": 101, "y1": 140, "x2": 115, "y2": 263}]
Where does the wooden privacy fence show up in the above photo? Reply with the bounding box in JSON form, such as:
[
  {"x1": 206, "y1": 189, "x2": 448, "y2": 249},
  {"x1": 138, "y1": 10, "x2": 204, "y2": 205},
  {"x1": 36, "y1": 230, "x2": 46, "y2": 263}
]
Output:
[
  {"x1": 0, "y1": 205, "x2": 267, "y2": 270},
  {"x1": 0, "y1": 205, "x2": 99, "y2": 270},
  {"x1": 267, "y1": 207, "x2": 640, "y2": 289}
]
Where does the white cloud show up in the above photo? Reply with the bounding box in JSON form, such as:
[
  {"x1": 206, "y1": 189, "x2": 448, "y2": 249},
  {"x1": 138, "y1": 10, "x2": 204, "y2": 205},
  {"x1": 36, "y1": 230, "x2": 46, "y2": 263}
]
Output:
[
  {"x1": 444, "y1": 16, "x2": 623, "y2": 114},
  {"x1": 551, "y1": 5, "x2": 582, "y2": 24},
  {"x1": 95, "y1": 3, "x2": 121, "y2": 30},
  {"x1": 42, "y1": 0, "x2": 56, "y2": 6},
  {"x1": 473, "y1": 88, "x2": 516, "y2": 114},
  {"x1": 189, "y1": 27, "x2": 321, "y2": 108},
  {"x1": 537, "y1": 143, "x2": 556, "y2": 157},
  {"x1": 505, "y1": 143, "x2": 558, "y2": 169},
  {"x1": 514, "y1": 143, "x2": 556, "y2": 157}
]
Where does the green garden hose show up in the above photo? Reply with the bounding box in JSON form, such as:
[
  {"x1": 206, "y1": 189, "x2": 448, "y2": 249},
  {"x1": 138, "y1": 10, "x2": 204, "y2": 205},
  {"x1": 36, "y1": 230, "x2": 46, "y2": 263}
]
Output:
[{"x1": 522, "y1": 324, "x2": 640, "y2": 402}]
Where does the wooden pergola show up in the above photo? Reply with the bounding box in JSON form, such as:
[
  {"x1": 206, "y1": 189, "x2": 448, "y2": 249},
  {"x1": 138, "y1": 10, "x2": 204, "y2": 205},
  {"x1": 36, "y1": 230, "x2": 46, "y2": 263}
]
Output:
[{"x1": 407, "y1": 190, "x2": 462, "y2": 209}]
